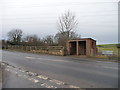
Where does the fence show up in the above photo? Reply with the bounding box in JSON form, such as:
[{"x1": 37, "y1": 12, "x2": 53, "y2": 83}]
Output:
[{"x1": 3, "y1": 45, "x2": 65, "y2": 56}]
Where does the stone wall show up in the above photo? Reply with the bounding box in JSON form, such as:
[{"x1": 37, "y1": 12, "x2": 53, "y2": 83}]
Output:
[{"x1": 3, "y1": 45, "x2": 65, "y2": 56}]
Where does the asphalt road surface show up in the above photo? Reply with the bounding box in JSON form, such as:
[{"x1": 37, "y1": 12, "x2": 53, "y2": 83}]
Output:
[{"x1": 1, "y1": 50, "x2": 118, "y2": 88}]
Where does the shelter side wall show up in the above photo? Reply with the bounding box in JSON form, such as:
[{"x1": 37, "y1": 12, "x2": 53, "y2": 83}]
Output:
[
  {"x1": 93, "y1": 41, "x2": 97, "y2": 55},
  {"x1": 86, "y1": 39, "x2": 91, "y2": 56},
  {"x1": 66, "y1": 41, "x2": 70, "y2": 55}
]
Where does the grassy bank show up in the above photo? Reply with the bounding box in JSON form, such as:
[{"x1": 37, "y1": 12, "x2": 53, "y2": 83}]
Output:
[
  {"x1": 97, "y1": 44, "x2": 119, "y2": 56},
  {"x1": 96, "y1": 44, "x2": 119, "y2": 62}
]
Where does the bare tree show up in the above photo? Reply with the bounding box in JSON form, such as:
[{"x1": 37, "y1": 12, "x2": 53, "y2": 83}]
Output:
[
  {"x1": 70, "y1": 31, "x2": 81, "y2": 39},
  {"x1": 23, "y1": 34, "x2": 41, "y2": 46},
  {"x1": 57, "y1": 10, "x2": 78, "y2": 38},
  {"x1": 54, "y1": 32, "x2": 66, "y2": 46},
  {"x1": 42, "y1": 35, "x2": 54, "y2": 46},
  {"x1": 7, "y1": 29, "x2": 23, "y2": 45},
  {"x1": 55, "y1": 31, "x2": 81, "y2": 46},
  {"x1": 56, "y1": 10, "x2": 79, "y2": 46}
]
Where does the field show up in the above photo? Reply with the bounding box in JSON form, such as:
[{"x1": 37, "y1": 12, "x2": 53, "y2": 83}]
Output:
[
  {"x1": 96, "y1": 44, "x2": 120, "y2": 61},
  {"x1": 97, "y1": 44, "x2": 119, "y2": 56}
]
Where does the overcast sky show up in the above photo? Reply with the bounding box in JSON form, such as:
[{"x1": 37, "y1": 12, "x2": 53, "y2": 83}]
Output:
[{"x1": 0, "y1": 0, "x2": 119, "y2": 44}]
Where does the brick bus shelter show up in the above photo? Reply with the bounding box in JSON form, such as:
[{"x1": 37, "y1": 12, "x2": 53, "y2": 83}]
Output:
[{"x1": 66, "y1": 38, "x2": 97, "y2": 56}]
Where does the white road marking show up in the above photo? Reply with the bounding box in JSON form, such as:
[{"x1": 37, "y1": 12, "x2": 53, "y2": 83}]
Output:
[
  {"x1": 37, "y1": 57, "x2": 67, "y2": 62},
  {"x1": 103, "y1": 66, "x2": 118, "y2": 70},
  {"x1": 52, "y1": 60, "x2": 69, "y2": 62},
  {"x1": 25, "y1": 56, "x2": 36, "y2": 59},
  {"x1": 25, "y1": 56, "x2": 69, "y2": 63},
  {"x1": 37, "y1": 58, "x2": 51, "y2": 60},
  {"x1": 96, "y1": 61, "x2": 102, "y2": 62}
]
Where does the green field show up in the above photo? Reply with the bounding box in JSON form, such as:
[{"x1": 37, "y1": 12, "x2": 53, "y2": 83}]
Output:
[{"x1": 97, "y1": 44, "x2": 119, "y2": 56}]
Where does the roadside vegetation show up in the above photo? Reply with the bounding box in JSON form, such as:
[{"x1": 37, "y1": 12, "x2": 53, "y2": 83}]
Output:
[
  {"x1": 96, "y1": 44, "x2": 120, "y2": 62},
  {"x1": 97, "y1": 44, "x2": 119, "y2": 55}
]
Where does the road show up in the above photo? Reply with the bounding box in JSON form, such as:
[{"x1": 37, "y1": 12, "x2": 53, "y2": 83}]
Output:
[{"x1": 1, "y1": 50, "x2": 118, "y2": 88}]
